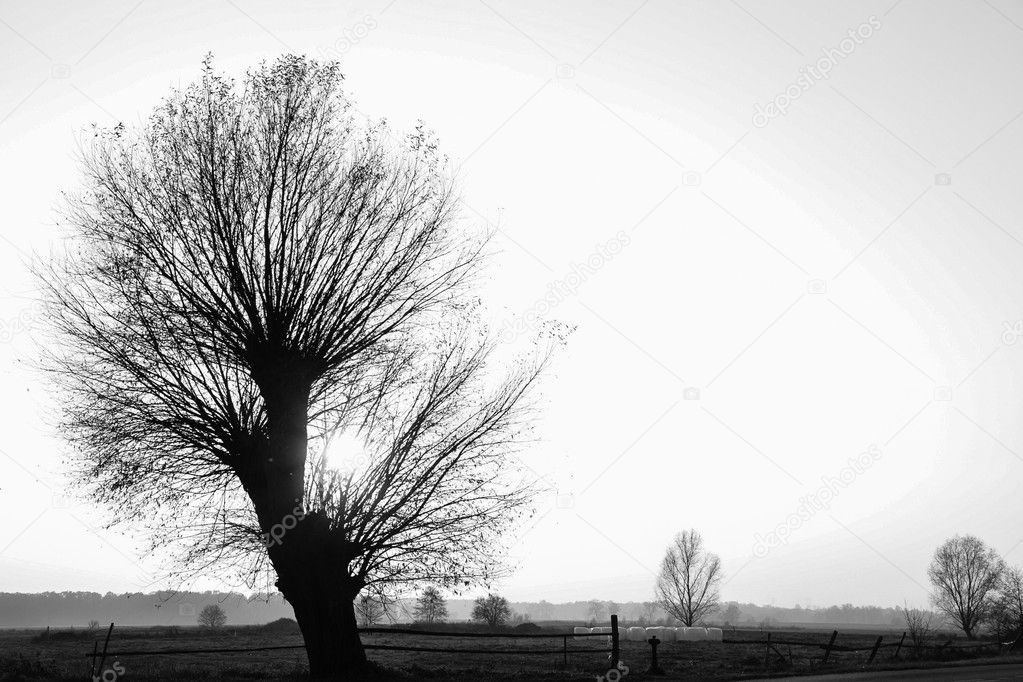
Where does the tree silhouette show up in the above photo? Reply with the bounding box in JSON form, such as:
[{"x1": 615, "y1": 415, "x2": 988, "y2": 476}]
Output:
[
  {"x1": 928, "y1": 535, "x2": 1003, "y2": 639},
  {"x1": 638, "y1": 600, "x2": 659, "y2": 625},
  {"x1": 472, "y1": 594, "x2": 511, "y2": 628},
  {"x1": 721, "y1": 602, "x2": 741, "y2": 628},
  {"x1": 198, "y1": 604, "x2": 227, "y2": 629},
  {"x1": 900, "y1": 601, "x2": 933, "y2": 656},
  {"x1": 40, "y1": 55, "x2": 549, "y2": 679},
  {"x1": 354, "y1": 594, "x2": 386, "y2": 627},
  {"x1": 656, "y1": 529, "x2": 722, "y2": 626},
  {"x1": 991, "y1": 565, "x2": 1023, "y2": 642},
  {"x1": 413, "y1": 587, "x2": 448, "y2": 624}
]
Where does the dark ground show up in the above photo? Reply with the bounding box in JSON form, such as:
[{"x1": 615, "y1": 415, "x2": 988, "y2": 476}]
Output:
[{"x1": 0, "y1": 623, "x2": 1014, "y2": 681}]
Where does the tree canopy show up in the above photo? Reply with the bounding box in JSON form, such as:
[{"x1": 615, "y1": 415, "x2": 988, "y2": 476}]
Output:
[
  {"x1": 40, "y1": 54, "x2": 553, "y2": 677},
  {"x1": 656, "y1": 529, "x2": 723, "y2": 626}
]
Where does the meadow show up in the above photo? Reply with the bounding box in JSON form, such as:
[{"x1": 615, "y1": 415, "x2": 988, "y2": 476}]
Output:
[{"x1": 1, "y1": 621, "x2": 1019, "y2": 681}]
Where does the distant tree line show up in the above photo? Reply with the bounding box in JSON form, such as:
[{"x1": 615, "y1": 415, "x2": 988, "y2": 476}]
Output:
[
  {"x1": 0, "y1": 591, "x2": 292, "y2": 627},
  {"x1": 2, "y1": 591, "x2": 949, "y2": 629}
]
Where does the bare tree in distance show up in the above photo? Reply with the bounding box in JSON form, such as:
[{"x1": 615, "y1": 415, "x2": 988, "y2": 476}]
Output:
[
  {"x1": 472, "y1": 594, "x2": 512, "y2": 628},
  {"x1": 355, "y1": 594, "x2": 386, "y2": 627},
  {"x1": 638, "y1": 600, "x2": 659, "y2": 625},
  {"x1": 413, "y1": 587, "x2": 448, "y2": 624},
  {"x1": 927, "y1": 535, "x2": 1004, "y2": 639},
  {"x1": 586, "y1": 599, "x2": 605, "y2": 625},
  {"x1": 656, "y1": 529, "x2": 723, "y2": 626},
  {"x1": 39, "y1": 55, "x2": 555, "y2": 679},
  {"x1": 721, "y1": 602, "x2": 741, "y2": 631},
  {"x1": 991, "y1": 565, "x2": 1023, "y2": 643},
  {"x1": 900, "y1": 601, "x2": 933, "y2": 657},
  {"x1": 198, "y1": 604, "x2": 227, "y2": 629}
]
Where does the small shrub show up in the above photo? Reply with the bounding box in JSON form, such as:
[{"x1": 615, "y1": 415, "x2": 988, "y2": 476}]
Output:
[{"x1": 261, "y1": 618, "x2": 300, "y2": 635}]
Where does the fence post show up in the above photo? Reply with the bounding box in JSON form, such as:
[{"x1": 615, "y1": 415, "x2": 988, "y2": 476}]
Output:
[
  {"x1": 646, "y1": 635, "x2": 664, "y2": 675},
  {"x1": 96, "y1": 623, "x2": 114, "y2": 678},
  {"x1": 867, "y1": 635, "x2": 883, "y2": 664},
  {"x1": 88, "y1": 641, "x2": 98, "y2": 679},
  {"x1": 893, "y1": 631, "x2": 905, "y2": 659},
  {"x1": 611, "y1": 614, "x2": 619, "y2": 669},
  {"x1": 562, "y1": 634, "x2": 567, "y2": 666},
  {"x1": 764, "y1": 632, "x2": 771, "y2": 670},
  {"x1": 822, "y1": 630, "x2": 838, "y2": 664}
]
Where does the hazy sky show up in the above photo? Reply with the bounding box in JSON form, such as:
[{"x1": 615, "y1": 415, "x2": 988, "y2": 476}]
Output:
[{"x1": 2, "y1": 0, "x2": 1023, "y2": 612}]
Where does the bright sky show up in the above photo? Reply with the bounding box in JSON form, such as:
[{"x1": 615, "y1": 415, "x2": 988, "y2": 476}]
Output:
[{"x1": 2, "y1": 0, "x2": 1023, "y2": 612}]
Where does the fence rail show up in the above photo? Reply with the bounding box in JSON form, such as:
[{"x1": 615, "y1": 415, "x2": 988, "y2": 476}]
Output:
[
  {"x1": 83, "y1": 619, "x2": 619, "y2": 671},
  {"x1": 360, "y1": 627, "x2": 610, "y2": 639},
  {"x1": 363, "y1": 644, "x2": 608, "y2": 655},
  {"x1": 725, "y1": 634, "x2": 1011, "y2": 652},
  {"x1": 82, "y1": 619, "x2": 1019, "y2": 678},
  {"x1": 711, "y1": 628, "x2": 1017, "y2": 673},
  {"x1": 84, "y1": 643, "x2": 306, "y2": 657},
  {"x1": 84, "y1": 642, "x2": 611, "y2": 657}
]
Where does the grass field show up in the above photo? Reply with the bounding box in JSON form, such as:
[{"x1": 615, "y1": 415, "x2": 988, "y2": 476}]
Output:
[{"x1": 0, "y1": 622, "x2": 1015, "y2": 681}]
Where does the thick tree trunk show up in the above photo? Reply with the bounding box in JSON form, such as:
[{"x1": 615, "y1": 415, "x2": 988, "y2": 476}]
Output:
[
  {"x1": 243, "y1": 364, "x2": 367, "y2": 679},
  {"x1": 286, "y1": 573, "x2": 366, "y2": 679},
  {"x1": 271, "y1": 521, "x2": 367, "y2": 680},
  {"x1": 252, "y1": 368, "x2": 311, "y2": 527}
]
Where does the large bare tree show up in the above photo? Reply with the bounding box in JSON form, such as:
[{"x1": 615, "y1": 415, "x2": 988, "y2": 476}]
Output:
[
  {"x1": 928, "y1": 535, "x2": 1004, "y2": 639},
  {"x1": 656, "y1": 529, "x2": 722, "y2": 626},
  {"x1": 39, "y1": 55, "x2": 548, "y2": 679}
]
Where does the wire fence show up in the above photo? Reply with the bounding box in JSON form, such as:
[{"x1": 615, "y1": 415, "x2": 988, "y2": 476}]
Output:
[
  {"x1": 82, "y1": 618, "x2": 1021, "y2": 679},
  {"x1": 83, "y1": 620, "x2": 617, "y2": 678},
  {"x1": 708, "y1": 628, "x2": 1021, "y2": 674}
]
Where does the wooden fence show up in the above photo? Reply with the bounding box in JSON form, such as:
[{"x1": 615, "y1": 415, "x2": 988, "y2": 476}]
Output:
[
  {"x1": 84, "y1": 617, "x2": 622, "y2": 678},
  {"x1": 84, "y1": 618, "x2": 1020, "y2": 678},
  {"x1": 709, "y1": 628, "x2": 1019, "y2": 673}
]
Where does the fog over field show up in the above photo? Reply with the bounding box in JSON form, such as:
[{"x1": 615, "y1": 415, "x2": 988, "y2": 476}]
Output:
[{"x1": 0, "y1": 592, "x2": 930, "y2": 630}]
